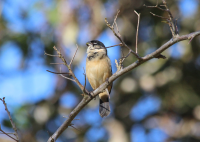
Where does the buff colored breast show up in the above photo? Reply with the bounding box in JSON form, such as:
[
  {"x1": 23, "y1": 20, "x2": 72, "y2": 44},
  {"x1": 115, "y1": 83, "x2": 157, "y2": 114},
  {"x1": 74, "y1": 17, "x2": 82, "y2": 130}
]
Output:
[{"x1": 86, "y1": 57, "x2": 112, "y2": 91}]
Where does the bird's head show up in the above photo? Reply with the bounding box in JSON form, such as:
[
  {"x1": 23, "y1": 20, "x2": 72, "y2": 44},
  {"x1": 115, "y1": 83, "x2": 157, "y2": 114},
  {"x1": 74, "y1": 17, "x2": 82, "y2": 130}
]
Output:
[{"x1": 86, "y1": 40, "x2": 107, "y2": 56}]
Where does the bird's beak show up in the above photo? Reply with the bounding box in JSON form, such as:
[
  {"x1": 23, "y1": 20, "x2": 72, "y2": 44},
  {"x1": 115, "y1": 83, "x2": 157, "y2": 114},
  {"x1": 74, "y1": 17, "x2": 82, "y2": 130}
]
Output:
[{"x1": 86, "y1": 42, "x2": 92, "y2": 46}]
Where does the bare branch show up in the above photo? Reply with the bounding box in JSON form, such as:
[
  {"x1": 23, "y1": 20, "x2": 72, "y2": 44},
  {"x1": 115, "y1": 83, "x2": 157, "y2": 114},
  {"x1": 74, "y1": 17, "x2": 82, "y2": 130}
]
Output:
[
  {"x1": 105, "y1": 10, "x2": 143, "y2": 60},
  {"x1": 134, "y1": 10, "x2": 141, "y2": 53},
  {"x1": 60, "y1": 74, "x2": 76, "y2": 82},
  {"x1": 105, "y1": 18, "x2": 142, "y2": 60},
  {"x1": 59, "y1": 68, "x2": 76, "y2": 82},
  {"x1": 150, "y1": 12, "x2": 169, "y2": 20},
  {"x1": 145, "y1": 0, "x2": 179, "y2": 37},
  {"x1": 112, "y1": 10, "x2": 120, "y2": 29},
  {"x1": 0, "y1": 128, "x2": 18, "y2": 142},
  {"x1": 46, "y1": 70, "x2": 70, "y2": 75},
  {"x1": 83, "y1": 68, "x2": 87, "y2": 95},
  {"x1": 188, "y1": 35, "x2": 195, "y2": 44},
  {"x1": 162, "y1": 0, "x2": 179, "y2": 36},
  {"x1": 47, "y1": 4, "x2": 200, "y2": 141},
  {"x1": 47, "y1": 30, "x2": 200, "y2": 142},
  {"x1": 0, "y1": 98, "x2": 20, "y2": 141},
  {"x1": 0, "y1": 132, "x2": 16, "y2": 135},
  {"x1": 50, "y1": 63, "x2": 65, "y2": 65},
  {"x1": 52, "y1": 46, "x2": 89, "y2": 94},
  {"x1": 69, "y1": 124, "x2": 80, "y2": 131},
  {"x1": 105, "y1": 43, "x2": 122, "y2": 48},
  {"x1": 69, "y1": 44, "x2": 79, "y2": 67},
  {"x1": 143, "y1": 0, "x2": 166, "y2": 11},
  {"x1": 121, "y1": 50, "x2": 132, "y2": 63},
  {"x1": 44, "y1": 51, "x2": 59, "y2": 57}
]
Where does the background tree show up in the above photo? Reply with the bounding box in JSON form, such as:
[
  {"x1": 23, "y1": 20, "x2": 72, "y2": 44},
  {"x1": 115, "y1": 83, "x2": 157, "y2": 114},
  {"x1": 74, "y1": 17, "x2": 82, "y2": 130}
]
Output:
[{"x1": 0, "y1": 0, "x2": 200, "y2": 142}]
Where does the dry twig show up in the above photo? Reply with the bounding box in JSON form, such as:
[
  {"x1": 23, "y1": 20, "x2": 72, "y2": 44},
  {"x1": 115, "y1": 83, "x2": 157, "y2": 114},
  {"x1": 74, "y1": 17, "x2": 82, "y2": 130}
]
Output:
[
  {"x1": 105, "y1": 43, "x2": 122, "y2": 48},
  {"x1": 0, "y1": 127, "x2": 18, "y2": 142},
  {"x1": 144, "y1": 0, "x2": 179, "y2": 37},
  {"x1": 134, "y1": 10, "x2": 141, "y2": 53},
  {"x1": 0, "y1": 98, "x2": 20, "y2": 142},
  {"x1": 46, "y1": 70, "x2": 70, "y2": 75},
  {"x1": 59, "y1": 67, "x2": 76, "y2": 82},
  {"x1": 105, "y1": 10, "x2": 142, "y2": 60},
  {"x1": 82, "y1": 68, "x2": 87, "y2": 95},
  {"x1": 69, "y1": 44, "x2": 79, "y2": 66},
  {"x1": 47, "y1": 3, "x2": 200, "y2": 142},
  {"x1": 44, "y1": 51, "x2": 59, "y2": 57}
]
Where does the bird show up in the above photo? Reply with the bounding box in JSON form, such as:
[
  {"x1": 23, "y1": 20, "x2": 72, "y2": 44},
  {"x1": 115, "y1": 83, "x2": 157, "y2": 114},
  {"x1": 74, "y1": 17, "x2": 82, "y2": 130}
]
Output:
[{"x1": 86, "y1": 40, "x2": 112, "y2": 117}]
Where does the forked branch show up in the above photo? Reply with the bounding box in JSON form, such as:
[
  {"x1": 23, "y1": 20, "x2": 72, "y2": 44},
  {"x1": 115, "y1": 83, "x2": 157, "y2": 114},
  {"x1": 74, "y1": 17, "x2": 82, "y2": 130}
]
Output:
[
  {"x1": 105, "y1": 10, "x2": 142, "y2": 60},
  {"x1": 144, "y1": 0, "x2": 179, "y2": 37},
  {"x1": 47, "y1": 2, "x2": 200, "y2": 142},
  {"x1": 45, "y1": 46, "x2": 90, "y2": 95}
]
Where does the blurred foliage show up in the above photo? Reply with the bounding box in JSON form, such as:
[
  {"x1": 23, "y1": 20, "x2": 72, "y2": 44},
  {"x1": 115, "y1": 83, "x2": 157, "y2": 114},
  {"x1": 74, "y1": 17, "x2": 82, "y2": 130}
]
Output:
[{"x1": 0, "y1": 0, "x2": 200, "y2": 142}]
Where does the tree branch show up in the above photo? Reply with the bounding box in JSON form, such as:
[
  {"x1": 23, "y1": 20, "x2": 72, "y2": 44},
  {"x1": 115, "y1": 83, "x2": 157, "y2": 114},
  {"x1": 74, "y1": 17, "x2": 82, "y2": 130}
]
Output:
[
  {"x1": 0, "y1": 125, "x2": 18, "y2": 142},
  {"x1": 47, "y1": 2, "x2": 200, "y2": 141},
  {"x1": 0, "y1": 97, "x2": 20, "y2": 141},
  {"x1": 105, "y1": 10, "x2": 142, "y2": 60},
  {"x1": 69, "y1": 44, "x2": 79, "y2": 67},
  {"x1": 145, "y1": 0, "x2": 179, "y2": 37},
  {"x1": 134, "y1": 10, "x2": 141, "y2": 53},
  {"x1": 52, "y1": 46, "x2": 90, "y2": 95},
  {"x1": 47, "y1": 30, "x2": 200, "y2": 142}
]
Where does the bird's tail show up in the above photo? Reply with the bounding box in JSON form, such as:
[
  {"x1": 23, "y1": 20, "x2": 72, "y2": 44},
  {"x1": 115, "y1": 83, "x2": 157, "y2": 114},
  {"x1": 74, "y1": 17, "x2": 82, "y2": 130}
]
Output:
[{"x1": 99, "y1": 89, "x2": 110, "y2": 117}]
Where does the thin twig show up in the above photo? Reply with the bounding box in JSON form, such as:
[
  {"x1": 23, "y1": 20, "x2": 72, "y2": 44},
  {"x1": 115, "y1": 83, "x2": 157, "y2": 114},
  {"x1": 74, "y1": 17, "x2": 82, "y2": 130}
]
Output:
[
  {"x1": 188, "y1": 35, "x2": 195, "y2": 44},
  {"x1": 150, "y1": 12, "x2": 169, "y2": 19},
  {"x1": 60, "y1": 74, "x2": 76, "y2": 82},
  {"x1": 44, "y1": 51, "x2": 59, "y2": 57},
  {"x1": 50, "y1": 63, "x2": 65, "y2": 65},
  {"x1": 0, "y1": 132, "x2": 16, "y2": 135},
  {"x1": 112, "y1": 10, "x2": 120, "y2": 29},
  {"x1": 121, "y1": 50, "x2": 132, "y2": 63},
  {"x1": 62, "y1": 116, "x2": 80, "y2": 131},
  {"x1": 143, "y1": 0, "x2": 166, "y2": 11},
  {"x1": 46, "y1": 70, "x2": 70, "y2": 75},
  {"x1": 53, "y1": 46, "x2": 87, "y2": 93},
  {"x1": 175, "y1": 18, "x2": 179, "y2": 34},
  {"x1": 145, "y1": 0, "x2": 179, "y2": 37},
  {"x1": 0, "y1": 98, "x2": 20, "y2": 141},
  {"x1": 134, "y1": 10, "x2": 141, "y2": 53},
  {"x1": 0, "y1": 129, "x2": 18, "y2": 141},
  {"x1": 69, "y1": 44, "x2": 79, "y2": 67},
  {"x1": 162, "y1": 0, "x2": 178, "y2": 36},
  {"x1": 69, "y1": 124, "x2": 80, "y2": 131},
  {"x1": 82, "y1": 68, "x2": 87, "y2": 95},
  {"x1": 59, "y1": 68, "x2": 76, "y2": 82},
  {"x1": 105, "y1": 43, "x2": 122, "y2": 48},
  {"x1": 114, "y1": 11, "x2": 120, "y2": 35},
  {"x1": 105, "y1": 17, "x2": 142, "y2": 60}
]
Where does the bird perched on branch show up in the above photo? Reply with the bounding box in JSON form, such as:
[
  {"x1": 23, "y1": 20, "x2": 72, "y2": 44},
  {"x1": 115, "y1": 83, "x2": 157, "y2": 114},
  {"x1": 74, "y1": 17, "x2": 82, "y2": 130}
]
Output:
[{"x1": 86, "y1": 40, "x2": 112, "y2": 117}]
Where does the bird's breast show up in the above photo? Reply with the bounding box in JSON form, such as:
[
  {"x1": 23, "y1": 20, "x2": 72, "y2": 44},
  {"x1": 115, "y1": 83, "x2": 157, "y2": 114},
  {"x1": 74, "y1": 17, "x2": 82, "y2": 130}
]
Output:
[{"x1": 86, "y1": 57, "x2": 112, "y2": 89}]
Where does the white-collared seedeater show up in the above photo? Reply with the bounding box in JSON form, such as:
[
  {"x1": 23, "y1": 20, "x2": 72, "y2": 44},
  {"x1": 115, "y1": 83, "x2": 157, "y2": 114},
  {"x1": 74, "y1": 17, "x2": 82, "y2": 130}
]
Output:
[{"x1": 86, "y1": 40, "x2": 112, "y2": 117}]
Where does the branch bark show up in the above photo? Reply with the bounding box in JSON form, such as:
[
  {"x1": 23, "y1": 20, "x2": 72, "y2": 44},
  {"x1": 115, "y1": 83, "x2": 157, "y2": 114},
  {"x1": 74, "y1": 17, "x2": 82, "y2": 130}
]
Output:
[
  {"x1": 47, "y1": 1, "x2": 200, "y2": 141},
  {"x1": 0, "y1": 97, "x2": 20, "y2": 142},
  {"x1": 47, "y1": 30, "x2": 200, "y2": 141}
]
